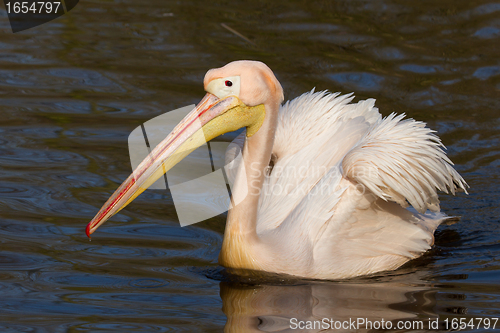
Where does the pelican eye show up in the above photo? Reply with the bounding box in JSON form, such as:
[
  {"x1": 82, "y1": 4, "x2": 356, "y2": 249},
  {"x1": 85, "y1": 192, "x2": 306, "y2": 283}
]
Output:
[{"x1": 206, "y1": 76, "x2": 240, "y2": 98}]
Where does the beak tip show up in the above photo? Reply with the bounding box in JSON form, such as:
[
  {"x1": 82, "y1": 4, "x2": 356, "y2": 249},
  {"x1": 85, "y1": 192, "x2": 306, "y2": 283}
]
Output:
[{"x1": 85, "y1": 222, "x2": 93, "y2": 238}]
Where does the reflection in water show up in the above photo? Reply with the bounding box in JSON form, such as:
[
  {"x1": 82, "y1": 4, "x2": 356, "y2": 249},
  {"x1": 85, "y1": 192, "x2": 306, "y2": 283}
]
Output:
[{"x1": 221, "y1": 270, "x2": 438, "y2": 332}]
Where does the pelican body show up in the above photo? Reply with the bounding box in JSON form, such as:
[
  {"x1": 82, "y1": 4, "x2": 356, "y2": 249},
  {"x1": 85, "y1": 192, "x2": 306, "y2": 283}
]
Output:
[{"x1": 86, "y1": 61, "x2": 467, "y2": 280}]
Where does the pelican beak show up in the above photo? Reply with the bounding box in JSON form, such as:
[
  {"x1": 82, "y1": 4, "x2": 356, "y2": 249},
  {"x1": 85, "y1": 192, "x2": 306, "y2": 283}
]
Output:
[{"x1": 86, "y1": 93, "x2": 266, "y2": 237}]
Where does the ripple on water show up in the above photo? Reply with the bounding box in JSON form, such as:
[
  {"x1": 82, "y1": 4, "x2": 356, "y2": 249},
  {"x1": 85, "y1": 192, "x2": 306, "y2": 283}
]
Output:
[
  {"x1": 0, "y1": 147, "x2": 87, "y2": 168},
  {"x1": 0, "y1": 69, "x2": 126, "y2": 94},
  {"x1": 326, "y1": 72, "x2": 386, "y2": 92},
  {"x1": 474, "y1": 26, "x2": 500, "y2": 39},
  {"x1": 0, "y1": 52, "x2": 52, "y2": 65},
  {"x1": 370, "y1": 46, "x2": 407, "y2": 61},
  {"x1": 0, "y1": 252, "x2": 52, "y2": 270},
  {"x1": 400, "y1": 64, "x2": 443, "y2": 74},
  {"x1": 46, "y1": 272, "x2": 133, "y2": 290},
  {"x1": 0, "y1": 297, "x2": 137, "y2": 316},
  {"x1": 47, "y1": 171, "x2": 107, "y2": 189},
  {"x1": 470, "y1": 3, "x2": 500, "y2": 16},
  {"x1": 108, "y1": 222, "x2": 221, "y2": 242},
  {"x1": 269, "y1": 23, "x2": 341, "y2": 32},
  {"x1": 129, "y1": 278, "x2": 169, "y2": 288},
  {"x1": 405, "y1": 86, "x2": 500, "y2": 110},
  {"x1": 313, "y1": 33, "x2": 380, "y2": 46},
  {"x1": 85, "y1": 243, "x2": 186, "y2": 259},
  {"x1": 0, "y1": 219, "x2": 62, "y2": 239},
  {"x1": 472, "y1": 66, "x2": 500, "y2": 80},
  {"x1": 0, "y1": 182, "x2": 97, "y2": 218},
  {"x1": 0, "y1": 324, "x2": 45, "y2": 333},
  {"x1": 72, "y1": 323, "x2": 176, "y2": 332},
  {"x1": 0, "y1": 99, "x2": 93, "y2": 115},
  {"x1": 0, "y1": 126, "x2": 62, "y2": 146},
  {"x1": 88, "y1": 223, "x2": 222, "y2": 263}
]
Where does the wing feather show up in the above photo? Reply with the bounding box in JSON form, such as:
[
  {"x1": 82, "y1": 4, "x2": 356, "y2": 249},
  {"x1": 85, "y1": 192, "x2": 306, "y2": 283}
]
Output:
[{"x1": 342, "y1": 113, "x2": 468, "y2": 213}]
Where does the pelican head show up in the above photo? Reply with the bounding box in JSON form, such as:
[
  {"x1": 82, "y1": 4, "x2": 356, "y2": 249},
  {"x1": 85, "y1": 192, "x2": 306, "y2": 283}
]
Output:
[{"x1": 86, "y1": 60, "x2": 283, "y2": 237}]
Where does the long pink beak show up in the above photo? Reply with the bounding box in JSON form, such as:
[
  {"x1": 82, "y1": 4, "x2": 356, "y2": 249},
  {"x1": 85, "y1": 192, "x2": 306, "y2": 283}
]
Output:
[{"x1": 86, "y1": 93, "x2": 240, "y2": 237}]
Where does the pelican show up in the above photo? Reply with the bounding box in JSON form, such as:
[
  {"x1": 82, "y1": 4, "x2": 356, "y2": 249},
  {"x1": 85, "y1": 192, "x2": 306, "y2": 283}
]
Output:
[{"x1": 86, "y1": 60, "x2": 467, "y2": 280}]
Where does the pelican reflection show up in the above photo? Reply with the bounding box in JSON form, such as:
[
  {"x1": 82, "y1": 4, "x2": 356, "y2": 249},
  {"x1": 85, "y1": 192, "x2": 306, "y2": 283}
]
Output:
[{"x1": 220, "y1": 269, "x2": 438, "y2": 332}]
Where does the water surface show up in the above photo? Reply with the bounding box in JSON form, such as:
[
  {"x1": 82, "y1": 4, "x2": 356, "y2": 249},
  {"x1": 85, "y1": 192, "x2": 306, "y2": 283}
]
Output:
[{"x1": 0, "y1": 0, "x2": 499, "y2": 331}]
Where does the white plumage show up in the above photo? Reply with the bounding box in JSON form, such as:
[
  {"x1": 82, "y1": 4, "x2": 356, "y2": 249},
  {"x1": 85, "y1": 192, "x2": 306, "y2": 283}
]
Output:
[{"x1": 226, "y1": 90, "x2": 467, "y2": 279}]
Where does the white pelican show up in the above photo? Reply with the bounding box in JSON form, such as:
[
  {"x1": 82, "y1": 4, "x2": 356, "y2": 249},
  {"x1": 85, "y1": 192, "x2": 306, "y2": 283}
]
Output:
[{"x1": 86, "y1": 60, "x2": 467, "y2": 279}]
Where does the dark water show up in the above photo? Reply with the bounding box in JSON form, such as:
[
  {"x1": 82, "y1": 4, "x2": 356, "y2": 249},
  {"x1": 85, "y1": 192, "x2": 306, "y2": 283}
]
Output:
[{"x1": 1, "y1": 0, "x2": 499, "y2": 331}]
